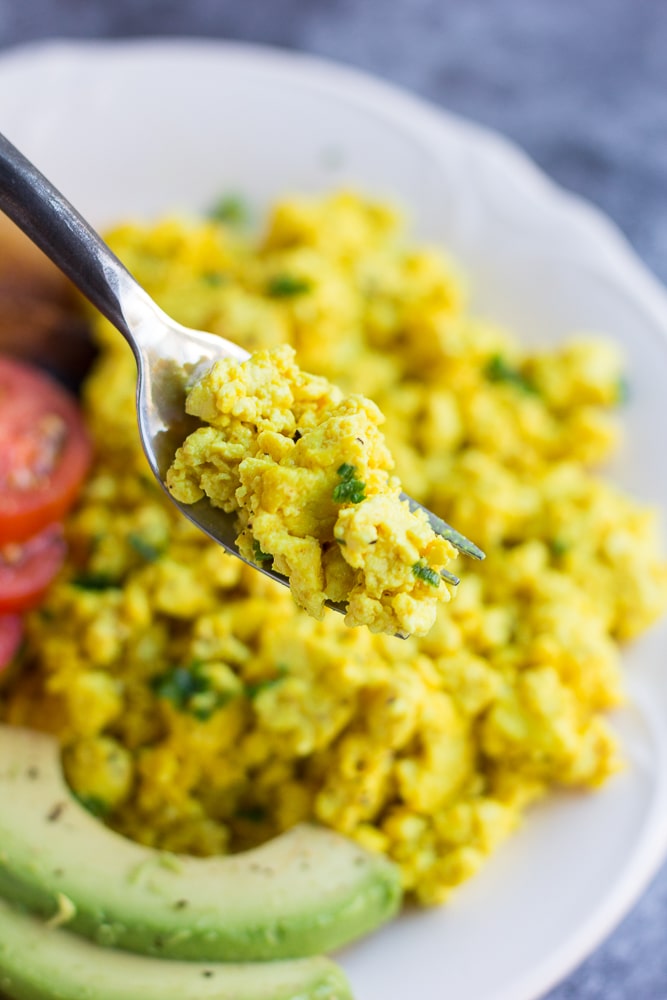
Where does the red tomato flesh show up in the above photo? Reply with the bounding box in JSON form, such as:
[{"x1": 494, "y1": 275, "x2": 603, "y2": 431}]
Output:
[
  {"x1": 0, "y1": 524, "x2": 66, "y2": 613},
  {"x1": 0, "y1": 357, "x2": 91, "y2": 543},
  {"x1": 0, "y1": 614, "x2": 23, "y2": 672}
]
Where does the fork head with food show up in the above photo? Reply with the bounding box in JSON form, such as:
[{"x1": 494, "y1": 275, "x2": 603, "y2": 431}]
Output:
[{"x1": 0, "y1": 131, "x2": 483, "y2": 636}]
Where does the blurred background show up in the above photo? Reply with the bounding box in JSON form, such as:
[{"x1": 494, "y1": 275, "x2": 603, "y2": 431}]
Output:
[
  {"x1": 1, "y1": 1, "x2": 666, "y2": 996},
  {"x1": 1, "y1": 0, "x2": 666, "y2": 284}
]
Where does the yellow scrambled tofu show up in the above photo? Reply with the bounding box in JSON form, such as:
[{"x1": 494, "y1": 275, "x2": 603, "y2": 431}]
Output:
[
  {"x1": 166, "y1": 344, "x2": 457, "y2": 636},
  {"x1": 2, "y1": 191, "x2": 667, "y2": 908}
]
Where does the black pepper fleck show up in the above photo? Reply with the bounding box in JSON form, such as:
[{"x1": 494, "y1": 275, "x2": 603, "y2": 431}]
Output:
[{"x1": 47, "y1": 802, "x2": 66, "y2": 823}]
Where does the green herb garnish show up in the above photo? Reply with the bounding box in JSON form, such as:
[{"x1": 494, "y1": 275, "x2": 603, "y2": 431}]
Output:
[
  {"x1": 151, "y1": 666, "x2": 203, "y2": 706},
  {"x1": 252, "y1": 539, "x2": 273, "y2": 564},
  {"x1": 208, "y1": 194, "x2": 249, "y2": 226},
  {"x1": 266, "y1": 274, "x2": 312, "y2": 298},
  {"x1": 128, "y1": 533, "x2": 164, "y2": 563},
  {"x1": 550, "y1": 537, "x2": 570, "y2": 557},
  {"x1": 412, "y1": 561, "x2": 441, "y2": 588},
  {"x1": 332, "y1": 464, "x2": 366, "y2": 504},
  {"x1": 246, "y1": 664, "x2": 288, "y2": 700},
  {"x1": 336, "y1": 463, "x2": 356, "y2": 479},
  {"x1": 151, "y1": 663, "x2": 235, "y2": 721},
  {"x1": 201, "y1": 271, "x2": 227, "y2": 287},
  {"x1": 485, "y1": 355, "x2": 538, "y2": 395}
]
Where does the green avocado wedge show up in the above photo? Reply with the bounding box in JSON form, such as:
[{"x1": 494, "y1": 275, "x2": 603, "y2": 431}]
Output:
[
  {"x1": 0, "y1": 725, "x2": 402, "y2": 962},
  {"x1": 0, "y1": 896, "x2": 352, "y2": 1000}
]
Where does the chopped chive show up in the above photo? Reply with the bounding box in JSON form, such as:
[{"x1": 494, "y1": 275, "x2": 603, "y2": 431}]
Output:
[
  {"x1": 151, "y1": 666, "x2": 204, "y2": 706},
  {"x1": 208, "y1": 194, "x2": 249, "y2": 225},
  {"x1": 336, "y1": 463, "x2": 356, "y2": 479},
  {"x1": 412, "y1": 561, "x2": 441, "y2": 588},
  {"x1": 333, "y1": 464, "x2": 366, "y2": 504},
  {"x1": 201, "y1": 271, "x2": 227, "y2": 287},
  {"x1": 550, "y1": 537, "x2": 570, "y2": 557},
  {"x1": 246, "y1": 677, "x2": 284, "y2": 699},
  {"x1": 128, "y1": 533, "x2": 164, "y2": 563},
  {"x1": 485, "y1": 355, "x2": 538, "y2": 395},
  {"x1": 333, "y1": 480, "x2": 366, "y2": 503},
  {"x1": 252, "y1": 539, "x2": 274, "y2": 564},
  {"x1": 151, "y1": 663, "x2": 236, "y2": 721},
  {"x1": 246, "y1": 664, "x2": 288, "y2": 700},
  {"x1": 266, "y1": 274, "x2": 312, "y2": 298}
]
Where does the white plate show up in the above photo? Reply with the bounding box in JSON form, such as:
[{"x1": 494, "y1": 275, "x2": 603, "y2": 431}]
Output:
[{"x1": 2, "y1": 38, "x2": 667, "y2": 1000}]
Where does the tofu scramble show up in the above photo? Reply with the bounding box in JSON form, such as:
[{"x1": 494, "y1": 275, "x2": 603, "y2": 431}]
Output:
[
  {"x1": 2, "y1": 191, "x2": 667, "y2": 907},
  {"x1": 166, "y1": 344, "x2": 458, "y2": 637}
]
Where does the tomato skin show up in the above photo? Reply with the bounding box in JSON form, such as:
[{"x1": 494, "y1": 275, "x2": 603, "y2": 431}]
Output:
[
  {"x1": 0, "y1": 614, "x2": 23, "y2": 672},
  {"x1": 0, "y1": 525, "x2": 67, "y2": 613},
  {"x1": 0, "y1": 357, "x2": 91, "y2": 544}
]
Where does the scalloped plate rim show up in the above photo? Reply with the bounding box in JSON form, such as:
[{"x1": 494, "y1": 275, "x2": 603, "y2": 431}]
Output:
[{"x1": 1, "y1": 37, "x2": 667, "y2": 1000}]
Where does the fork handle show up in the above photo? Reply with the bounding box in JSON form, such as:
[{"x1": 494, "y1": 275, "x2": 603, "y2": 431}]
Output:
[{"x1": 0, "y1": 131, "x2": 138, "y2": 344}]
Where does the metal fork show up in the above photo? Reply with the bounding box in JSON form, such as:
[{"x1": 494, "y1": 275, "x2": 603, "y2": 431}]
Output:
[{"x1": 0, "y1": 132, "x2": 484, "y2": 611}]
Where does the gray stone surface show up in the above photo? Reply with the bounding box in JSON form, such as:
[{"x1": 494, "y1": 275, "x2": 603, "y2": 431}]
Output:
[{"x1": 1, "y1": 2, "x2": 666, "y2": 997}]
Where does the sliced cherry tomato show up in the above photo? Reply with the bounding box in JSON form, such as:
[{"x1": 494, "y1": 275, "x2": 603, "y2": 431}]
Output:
[
  {"x1": 0, "y1": 525, "x2": 66, "y2": 613},
  {"x1": 0, "y1": 614, "x2": 23, "y2": 672},
  {"x1": 0, "y1": 357, "x2": 91, "y2": 544}
]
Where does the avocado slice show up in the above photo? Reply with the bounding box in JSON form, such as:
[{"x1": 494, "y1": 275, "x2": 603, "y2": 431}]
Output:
[
  {"x1": 0, "y1": 725, "x2": 402, "y2": 961},
  {"x1": 0, "y1": 895, "x2": 353, "y2": 1000}
]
